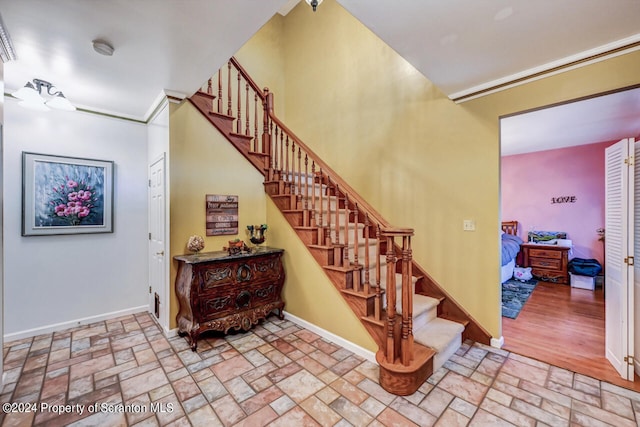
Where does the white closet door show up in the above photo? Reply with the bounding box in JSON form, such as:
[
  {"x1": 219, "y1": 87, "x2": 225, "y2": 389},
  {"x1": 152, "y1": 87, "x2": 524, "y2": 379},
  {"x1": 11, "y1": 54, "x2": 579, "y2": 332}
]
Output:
[{"x1": 605, "y1": 138, "x2": 634, "y2": 380}]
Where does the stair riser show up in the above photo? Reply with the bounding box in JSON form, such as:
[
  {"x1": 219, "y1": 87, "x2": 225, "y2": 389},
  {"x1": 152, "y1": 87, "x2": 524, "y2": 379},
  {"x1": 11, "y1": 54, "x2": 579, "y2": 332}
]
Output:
[
  {"x1": 295, "y1": 228, "x2": 319, "y2": 246},
  {"x1": 308, "y1": 246, "x2": 337, "y2": 266},
  {"x1": 432, "y1": 332, "x2": 462, "y2": 372},
  {"x1": 414, "y1": 306, "x2": 437, "y2": 330},
  {"x1": 324, "y1": 268, "x2": 355, "y2": 290},
  {"x1": 270, "y1": 195, "x2": 291, "y2": 211}
]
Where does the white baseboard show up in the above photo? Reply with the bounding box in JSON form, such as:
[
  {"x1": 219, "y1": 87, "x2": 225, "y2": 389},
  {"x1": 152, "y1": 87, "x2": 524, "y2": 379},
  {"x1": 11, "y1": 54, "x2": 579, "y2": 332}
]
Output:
[
  {"x1": 491, "y1": 336, "x2": 505, "y2": 349},
  {"x1": 283, "y1": 311, "x2": 377, "y2": 364},
  {"x1": 4, "y1": 306, "x2": 148, "y2": 342}
]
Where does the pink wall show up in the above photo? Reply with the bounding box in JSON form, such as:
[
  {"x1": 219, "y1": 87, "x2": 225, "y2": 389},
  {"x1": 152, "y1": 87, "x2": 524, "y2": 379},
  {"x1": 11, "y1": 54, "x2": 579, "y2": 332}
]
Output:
[{"x1": 501, "y1": 140, "x2": 616, "y2": 265}]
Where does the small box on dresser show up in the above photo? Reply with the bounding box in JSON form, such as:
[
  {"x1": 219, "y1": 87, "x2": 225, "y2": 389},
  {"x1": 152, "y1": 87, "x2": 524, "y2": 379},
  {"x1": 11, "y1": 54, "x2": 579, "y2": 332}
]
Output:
[{"x1": 570, "y1": 273, "x2": 596, "y2": 290}]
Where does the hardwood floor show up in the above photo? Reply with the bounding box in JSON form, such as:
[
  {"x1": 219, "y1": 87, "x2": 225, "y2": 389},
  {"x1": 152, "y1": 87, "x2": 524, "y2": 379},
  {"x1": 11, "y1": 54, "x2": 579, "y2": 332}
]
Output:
[{"x1": 502, "y1": 280, "x2": 640, "y2": 391}]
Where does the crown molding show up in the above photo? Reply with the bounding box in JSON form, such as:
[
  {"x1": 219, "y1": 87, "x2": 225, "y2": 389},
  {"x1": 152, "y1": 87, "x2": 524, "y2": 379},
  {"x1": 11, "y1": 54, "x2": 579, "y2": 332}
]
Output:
[{"x1": 451, "y1": 34, "x2": 640, "y2": 103}]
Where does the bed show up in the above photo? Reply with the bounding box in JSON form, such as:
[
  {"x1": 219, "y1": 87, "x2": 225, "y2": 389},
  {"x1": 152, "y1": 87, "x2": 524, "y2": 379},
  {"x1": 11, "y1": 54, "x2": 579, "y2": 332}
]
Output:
[{"x1": 501, "y1": 221, "x2": 523, "y2": 283}]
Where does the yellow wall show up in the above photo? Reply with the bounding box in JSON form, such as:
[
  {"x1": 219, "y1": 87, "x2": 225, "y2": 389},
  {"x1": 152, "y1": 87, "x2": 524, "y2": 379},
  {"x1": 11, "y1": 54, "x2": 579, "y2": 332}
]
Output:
[
  {"x1": 168, "y1": 101, "x2": 267, "y2": 328},
  {"x1": 273, "y1": 0, "x2": 640, "y2": 338}
]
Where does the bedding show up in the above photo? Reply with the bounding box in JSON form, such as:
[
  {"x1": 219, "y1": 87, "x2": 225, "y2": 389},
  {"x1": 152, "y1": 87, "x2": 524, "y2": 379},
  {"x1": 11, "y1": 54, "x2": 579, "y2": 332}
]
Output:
[{"x1": 501, "y1": 232, "x2": 523, "y2": 266}]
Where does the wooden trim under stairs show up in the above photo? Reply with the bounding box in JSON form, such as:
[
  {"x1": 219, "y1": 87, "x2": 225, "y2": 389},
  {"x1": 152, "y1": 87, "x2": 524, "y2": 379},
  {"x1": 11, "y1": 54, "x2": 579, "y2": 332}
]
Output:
[{"x1": 187, "y1": 57, "x2": 492, "y2": 395}]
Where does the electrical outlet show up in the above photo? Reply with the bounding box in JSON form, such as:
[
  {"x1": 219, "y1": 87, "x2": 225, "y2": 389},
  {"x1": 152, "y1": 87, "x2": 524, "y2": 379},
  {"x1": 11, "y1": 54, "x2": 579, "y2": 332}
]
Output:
[{"x1": 463, "y1": 219, "x2": 476, "y2": 231}]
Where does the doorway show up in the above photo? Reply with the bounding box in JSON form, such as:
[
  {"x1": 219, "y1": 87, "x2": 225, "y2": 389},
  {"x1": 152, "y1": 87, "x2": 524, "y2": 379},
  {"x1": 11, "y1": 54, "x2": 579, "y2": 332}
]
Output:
[
  {"x1": 499, "y1": 86, "x2": 640, "y2": 388},
  {"x1": 149, "y1": 154, "x2": 168, "y2": 331}
]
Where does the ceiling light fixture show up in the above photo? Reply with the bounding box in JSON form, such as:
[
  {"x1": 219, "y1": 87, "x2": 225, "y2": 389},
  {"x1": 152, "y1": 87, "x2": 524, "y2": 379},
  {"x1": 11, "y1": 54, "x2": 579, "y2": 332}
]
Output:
[
  {"x1": 92, "y1": 39, "x2": 114, "y2": 56},
  {"x1": 12, "y1": 79, "x2": 76, "y2": 112},
  {"x1": 305, "y1": 0, "x2": 323, "y2": 12}
]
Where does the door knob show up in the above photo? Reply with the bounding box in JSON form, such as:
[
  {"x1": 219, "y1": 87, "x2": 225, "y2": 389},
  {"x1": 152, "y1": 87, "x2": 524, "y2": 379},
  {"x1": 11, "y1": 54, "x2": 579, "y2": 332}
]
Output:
[{"x1": 156, "y1": 251, "x2": 164, "y2": 256}]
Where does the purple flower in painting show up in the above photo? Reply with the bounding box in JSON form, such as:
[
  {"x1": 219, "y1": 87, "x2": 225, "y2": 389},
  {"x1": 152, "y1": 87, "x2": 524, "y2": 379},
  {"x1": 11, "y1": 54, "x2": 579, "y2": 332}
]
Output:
[{"x1": 47, "y1": 172, "x2": 100, "y2": 226}]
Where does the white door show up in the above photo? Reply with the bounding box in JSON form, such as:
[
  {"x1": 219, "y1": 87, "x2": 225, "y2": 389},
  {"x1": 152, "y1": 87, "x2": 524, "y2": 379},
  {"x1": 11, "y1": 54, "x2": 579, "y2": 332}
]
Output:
[
  {"x1": 604, "y1": 138, "x2": 635, "y2": 380},
  {"x1": 149, "y1": 155, "x2": 167, "y2": 328}
]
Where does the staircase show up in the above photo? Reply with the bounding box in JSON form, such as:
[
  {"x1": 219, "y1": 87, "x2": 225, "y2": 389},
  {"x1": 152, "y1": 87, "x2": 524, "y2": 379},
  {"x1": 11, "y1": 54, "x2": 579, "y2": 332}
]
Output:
[{"x1": 188, "y1": 57, "x2": 491, "y2": 395}]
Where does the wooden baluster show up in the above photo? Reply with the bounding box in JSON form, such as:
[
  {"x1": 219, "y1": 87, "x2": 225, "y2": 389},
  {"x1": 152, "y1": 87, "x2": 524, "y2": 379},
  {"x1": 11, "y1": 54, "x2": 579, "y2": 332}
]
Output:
[
  {"x1": 318, "y1": 168, "x2": 324, "y2": 239},
  {"x1": 236, "y1": 72, "x2": 242, "y2": 133},
  {"x1": 217, "y1": 71, "x2": 222, "y2": 113},
  {"x1": 375, "y1": 224, "x2": 382, "y2": 320},
  {"x1": 269, "y1": 120, "x2": 274, "y2": 171},
  {"x1": 297, "y1": 147, "x2": 302, "y2": 203},
  {"x1": 311, "y1": 161, "x2": 317, "y2": 227},
  {"x1": 401, "y1": 234, "x2": 414, "y2": 366},
  {"x1": 275, "y1": 132, "x2": 284, "y2": 181},
  {"x1": 227, "y1": 62, "x2": 232, "y2": 116},
  {"x1": 245, "y1": 83, "x2": 250, "y2": 136},
  {"x1": 273, "y1": 126, "x2": 279, "y2": 175},
  {"x1": 284, "y1": 135, "x2": 289, "y2": 184},
  {"x1": 290, "y1": 141, "x2": 296, "y2": 196},
  {"x1": 208, "y1": 78, "x2": 215, "y2": 114},
  {"x1": 353, "y1": 203, "x2": 360, "y2": 268},
  {"x1": 262, "y1": 88, "x2": 271, "y2": 156},
  {"x1": 325, "y1": 176, "x2": 332, "y2": 246},
  {"x1": 304, "y1": 154, "x2": 309, "y2": 213},
  {"x1": 343, "y1": 193, "x2": 350, "y2": 268},
  {"x1": 334, "y1": 184, "x2": 340, "y2": 251},
  {"x1": 364, "y1": 213, "x2": 371, "y2": 295},
  {"x1": 254, "y1": 93, "x2": 258, "y2": 152},
  {"x1": 385, "y1": 234, "x2": 397, "y2": 363}
]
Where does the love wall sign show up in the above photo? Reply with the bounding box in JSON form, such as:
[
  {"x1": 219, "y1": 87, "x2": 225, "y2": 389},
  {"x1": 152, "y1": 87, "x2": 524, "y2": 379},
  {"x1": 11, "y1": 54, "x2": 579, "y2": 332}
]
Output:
[{"x1": 551, "y1": 195, "x2": 577, "y2": 204}]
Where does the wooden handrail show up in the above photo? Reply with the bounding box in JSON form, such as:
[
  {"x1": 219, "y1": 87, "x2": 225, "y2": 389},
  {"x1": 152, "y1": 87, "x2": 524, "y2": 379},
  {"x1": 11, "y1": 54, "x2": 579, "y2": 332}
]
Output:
[
  {"x1": 208, "y1": 56, "x2": 419, "y2": 371},
  {"x1": 265, "y1": 112, "x2": 412, "y2": 236},
  {"x1": 230, "y1": 57, "x2": 266, "y2": 103}
]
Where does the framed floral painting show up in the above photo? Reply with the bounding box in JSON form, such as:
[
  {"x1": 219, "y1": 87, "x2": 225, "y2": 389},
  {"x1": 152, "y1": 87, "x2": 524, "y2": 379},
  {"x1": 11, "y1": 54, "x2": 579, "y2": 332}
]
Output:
[{"x1": 22, "y1": 152, "x2": 114, "y2": 236}]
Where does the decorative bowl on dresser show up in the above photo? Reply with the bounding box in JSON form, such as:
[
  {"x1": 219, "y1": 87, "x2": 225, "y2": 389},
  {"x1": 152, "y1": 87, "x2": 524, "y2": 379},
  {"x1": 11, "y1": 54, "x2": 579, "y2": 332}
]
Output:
[{"x1": 174, "y1": 247, "x2": 285, "y2": 350}]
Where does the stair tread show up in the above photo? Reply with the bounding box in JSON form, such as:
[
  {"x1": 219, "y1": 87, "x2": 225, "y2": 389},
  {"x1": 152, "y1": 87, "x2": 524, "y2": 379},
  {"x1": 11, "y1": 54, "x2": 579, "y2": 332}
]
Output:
[
  {"x1": 413, "y1": 317, "x2": 465, "y2": 353},
  {"x1": 324, "y1": 264, "x2": 362, "y2": 273},
  {"x1": 341, "y1": 288, "x2": 380, "y2": 299}
]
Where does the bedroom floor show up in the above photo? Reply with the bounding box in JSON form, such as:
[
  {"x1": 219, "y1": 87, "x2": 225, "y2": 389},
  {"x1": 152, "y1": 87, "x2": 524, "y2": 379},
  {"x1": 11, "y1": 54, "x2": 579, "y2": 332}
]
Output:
[
  {"x1": 502, "y1": 280, "x2": 640, "y2": 392},
  {"x1": 2, "y1": 311, "x2": 640, "y2": 426}
]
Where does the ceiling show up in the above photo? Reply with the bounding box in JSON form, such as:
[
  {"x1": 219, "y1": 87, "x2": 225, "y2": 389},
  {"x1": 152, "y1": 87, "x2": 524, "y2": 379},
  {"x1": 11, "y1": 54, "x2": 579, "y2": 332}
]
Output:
[{"x1": 1, "y1": 0, "x2": 639, "y2": 151}]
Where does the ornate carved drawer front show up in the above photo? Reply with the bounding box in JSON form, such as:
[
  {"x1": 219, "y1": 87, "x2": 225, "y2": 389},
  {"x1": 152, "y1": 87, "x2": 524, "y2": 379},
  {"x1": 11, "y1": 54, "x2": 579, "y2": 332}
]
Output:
[
  {"x1": 174, "y1": 248, "x2": 285, "y2": 351},
  {"x1": 199, "y1": 266, "x2": 234, "y2": 291}
]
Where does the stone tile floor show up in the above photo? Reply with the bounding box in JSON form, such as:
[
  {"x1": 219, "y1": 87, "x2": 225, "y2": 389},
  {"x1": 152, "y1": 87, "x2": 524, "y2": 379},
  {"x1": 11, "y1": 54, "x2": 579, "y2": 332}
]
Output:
[{"x1": 0, "y1": 311, "x2": 639, "y2": 426}]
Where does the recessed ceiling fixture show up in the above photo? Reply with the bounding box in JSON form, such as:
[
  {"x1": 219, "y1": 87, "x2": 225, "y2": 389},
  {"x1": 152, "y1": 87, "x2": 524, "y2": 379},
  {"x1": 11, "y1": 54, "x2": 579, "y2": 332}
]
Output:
[
  {"x1": 92, "y1": 39, "x2": 114, "y2": 56},
  {"x1": 305, "y1": 0, "x2": 323, "y2": 12},
  {"x1": 12, "y1": 79, "x2": 76, "y2": 112}
]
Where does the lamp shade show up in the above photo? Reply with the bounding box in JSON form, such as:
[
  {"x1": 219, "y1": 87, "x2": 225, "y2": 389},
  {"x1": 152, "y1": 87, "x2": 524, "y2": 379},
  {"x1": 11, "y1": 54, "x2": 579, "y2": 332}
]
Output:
[
  {"x1": 12, "y1": 82, "x2": 43, "y2": 102},
  {"x1": 18, "y1": 99, "x2": 49, "y2": 112},
  {"x1": 46, "y1": 93, "x2": 76, "y2": 111}
]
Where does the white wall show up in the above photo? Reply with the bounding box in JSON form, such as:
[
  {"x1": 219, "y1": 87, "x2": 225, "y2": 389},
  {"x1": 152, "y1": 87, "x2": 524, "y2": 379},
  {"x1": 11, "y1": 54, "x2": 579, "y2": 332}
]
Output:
[
  {"x1": 3, "y1": 97, "x2": 149, "y2": 337},
  {"x1": 0, "y1": 61, "x2": 4, "y2": 381}
]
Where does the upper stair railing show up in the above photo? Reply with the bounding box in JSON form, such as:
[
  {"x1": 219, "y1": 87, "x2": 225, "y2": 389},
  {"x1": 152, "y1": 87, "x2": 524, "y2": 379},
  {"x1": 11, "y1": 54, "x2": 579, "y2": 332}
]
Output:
[{"x1": 200, "y1": 57, "x2": 418, "y2": 368}]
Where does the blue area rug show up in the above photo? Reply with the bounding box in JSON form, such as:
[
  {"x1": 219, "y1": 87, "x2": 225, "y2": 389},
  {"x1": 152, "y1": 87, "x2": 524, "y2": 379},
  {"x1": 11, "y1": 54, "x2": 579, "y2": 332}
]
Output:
[{"x1": 501, "y1": 278, "x2": 538, "y2": 319}]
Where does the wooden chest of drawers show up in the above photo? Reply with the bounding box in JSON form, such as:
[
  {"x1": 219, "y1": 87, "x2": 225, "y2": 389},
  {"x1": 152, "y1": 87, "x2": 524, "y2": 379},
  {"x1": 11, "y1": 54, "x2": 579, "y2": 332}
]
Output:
[
  {"x1": 521, "y1": 243, "x2": 569, "y2": 284},
  {"x1": 175, "y1": 247, "x2": 285, "y2": 350}
]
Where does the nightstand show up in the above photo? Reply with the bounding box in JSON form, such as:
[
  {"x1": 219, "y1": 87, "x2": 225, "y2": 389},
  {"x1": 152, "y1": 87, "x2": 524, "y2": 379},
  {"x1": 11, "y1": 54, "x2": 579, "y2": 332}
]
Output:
[{"x1": 521, "y1": 243, "x2": 570, "y2": 284}]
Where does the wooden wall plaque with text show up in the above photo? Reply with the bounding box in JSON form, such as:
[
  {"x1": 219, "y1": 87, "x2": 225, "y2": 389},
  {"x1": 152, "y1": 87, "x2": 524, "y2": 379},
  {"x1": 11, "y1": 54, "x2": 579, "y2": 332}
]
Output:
[{"x1": 206, "y1": 194, "x2": 238, "y2": 236}]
